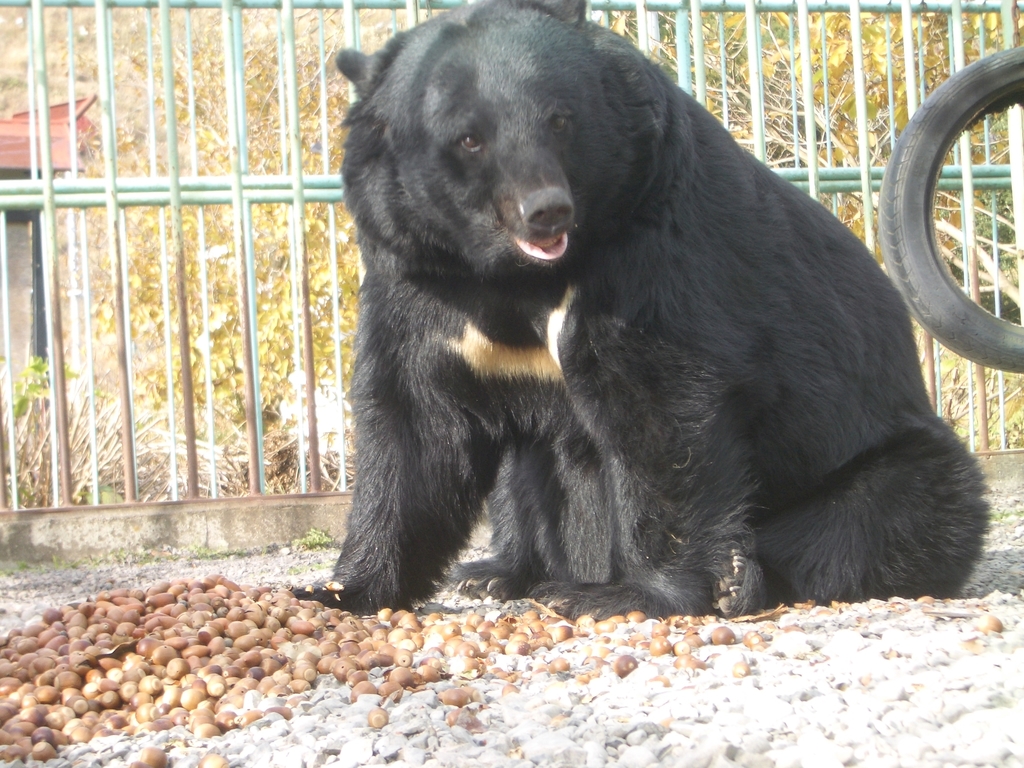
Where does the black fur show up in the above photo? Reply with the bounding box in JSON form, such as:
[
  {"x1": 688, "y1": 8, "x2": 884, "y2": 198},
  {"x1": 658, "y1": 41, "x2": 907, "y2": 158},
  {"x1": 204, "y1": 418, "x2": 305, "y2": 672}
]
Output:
[{"x1": 315, "y1": 0, "x2": 989, "y2": 620}]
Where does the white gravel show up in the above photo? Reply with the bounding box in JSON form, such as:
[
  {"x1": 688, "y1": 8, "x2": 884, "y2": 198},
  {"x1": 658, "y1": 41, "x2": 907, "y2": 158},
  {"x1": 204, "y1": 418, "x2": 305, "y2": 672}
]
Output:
[{"x1": 1, "y1": 493, "x2": 1023, "y2": 768}]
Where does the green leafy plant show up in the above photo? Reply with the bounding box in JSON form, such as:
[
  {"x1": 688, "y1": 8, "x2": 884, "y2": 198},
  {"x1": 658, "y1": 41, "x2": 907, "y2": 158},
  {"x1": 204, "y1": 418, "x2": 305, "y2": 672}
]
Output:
[
  {"x1": 11, "y1": 357, "x2": 51, "y2": 419},
  {"x1": 292, "y1": 526, "x2": 335, "y2": 551}
]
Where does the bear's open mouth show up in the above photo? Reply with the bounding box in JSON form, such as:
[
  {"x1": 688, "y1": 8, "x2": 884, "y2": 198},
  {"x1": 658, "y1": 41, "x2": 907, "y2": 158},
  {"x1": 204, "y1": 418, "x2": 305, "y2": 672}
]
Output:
[{"x1": 515, "y1": 233, "x2": 569, "y2": 261}]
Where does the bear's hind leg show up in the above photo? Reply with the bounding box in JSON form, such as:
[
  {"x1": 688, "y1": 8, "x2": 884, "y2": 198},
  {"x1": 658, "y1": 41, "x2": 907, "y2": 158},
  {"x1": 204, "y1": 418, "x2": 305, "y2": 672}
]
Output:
[{"x1": 755, "y1": 419, "x2": 989, "y2": 605}]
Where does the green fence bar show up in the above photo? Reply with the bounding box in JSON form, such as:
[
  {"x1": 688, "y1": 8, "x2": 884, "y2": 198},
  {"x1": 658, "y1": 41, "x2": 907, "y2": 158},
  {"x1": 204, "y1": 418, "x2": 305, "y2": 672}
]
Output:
[
  {"x1": 692, "y1": 0, "x2": 706, "y2": 105},
  {"x1": 93, "y1": 0, "x2": 139, "y2": 501},
  {"x1": 159, "y1": 0, "x2": 200, "y2": 498},
  {"x1": 796, "y1": 0, "x2": 819, "y2": 198},
  {"x1": 319, "y1": 7, "x2": 349, "y2": 491},
  {"x1": 31, "y1": 0, "x2": 74, "y2": 505},
  {"x1": 0, "y1": 212, "x2": 17, "y2": 509},
  {"x1": 221, "y1": 0, "x2": 263, "y2": 495}
]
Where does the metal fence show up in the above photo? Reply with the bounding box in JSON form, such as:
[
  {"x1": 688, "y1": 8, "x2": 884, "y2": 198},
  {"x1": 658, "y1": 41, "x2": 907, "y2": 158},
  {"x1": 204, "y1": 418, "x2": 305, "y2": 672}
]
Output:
[{"x1": 0, "y1": 0, "x2": 1021, "y2": 510}]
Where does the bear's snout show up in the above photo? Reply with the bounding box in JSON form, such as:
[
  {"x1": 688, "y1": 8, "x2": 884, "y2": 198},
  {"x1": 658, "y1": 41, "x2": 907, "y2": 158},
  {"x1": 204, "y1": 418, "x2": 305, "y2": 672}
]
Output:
[
  {"x1": 519, "y1": 186, "x2": 574, "y2": 236},
  {"x1": 514, "y1": 186, "x2": 574, "y2": 261}
]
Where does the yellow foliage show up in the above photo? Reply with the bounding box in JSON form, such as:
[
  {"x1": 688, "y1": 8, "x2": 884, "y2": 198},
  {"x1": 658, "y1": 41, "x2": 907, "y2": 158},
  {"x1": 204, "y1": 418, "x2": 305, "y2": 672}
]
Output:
[{"x1": 84, "y1": 9, "x2": 359, "y2": 447}]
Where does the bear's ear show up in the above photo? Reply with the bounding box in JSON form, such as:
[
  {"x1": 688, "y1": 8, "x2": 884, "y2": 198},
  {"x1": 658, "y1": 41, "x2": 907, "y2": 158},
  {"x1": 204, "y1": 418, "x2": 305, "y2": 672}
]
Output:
[
  {"x1": 336, "y1": 49, "x2": 372, "y2": 96},
  {"x1": 522, "y1": 0, "x2": 587, "y2": 24},
  {"x1": 336, "y1": 36, "x2": 408, "y2": 100}
]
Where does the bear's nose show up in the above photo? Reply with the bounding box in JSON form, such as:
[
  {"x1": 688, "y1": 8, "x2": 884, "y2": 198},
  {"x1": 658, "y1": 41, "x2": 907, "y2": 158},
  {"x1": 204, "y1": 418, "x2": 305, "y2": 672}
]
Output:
[{"x1": 519, "y1": 187, "x2": 574, "y2": 236}]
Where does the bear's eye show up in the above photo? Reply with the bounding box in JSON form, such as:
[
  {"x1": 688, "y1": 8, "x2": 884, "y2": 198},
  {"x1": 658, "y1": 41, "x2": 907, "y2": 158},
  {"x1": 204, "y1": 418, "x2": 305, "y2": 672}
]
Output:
[
  {"x1": 460, "y1": 135, "x2": 483, "y2": 153},
  {"x1": 551, "y1": 115, "x2": 568, "y2": 132}
]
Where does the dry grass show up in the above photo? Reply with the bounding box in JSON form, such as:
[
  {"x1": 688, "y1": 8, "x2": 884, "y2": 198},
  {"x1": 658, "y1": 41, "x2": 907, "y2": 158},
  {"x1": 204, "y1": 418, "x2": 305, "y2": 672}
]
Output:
[{"x1": 0, "y1": 8, "x2": 98, "y2": 117}]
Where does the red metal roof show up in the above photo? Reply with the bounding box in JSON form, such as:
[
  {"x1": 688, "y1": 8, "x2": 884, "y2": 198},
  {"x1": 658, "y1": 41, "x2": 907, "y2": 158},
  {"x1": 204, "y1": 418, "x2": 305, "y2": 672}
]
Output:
[{"x1": 0, "y1": 95, "x2": 96, "y2": 173}]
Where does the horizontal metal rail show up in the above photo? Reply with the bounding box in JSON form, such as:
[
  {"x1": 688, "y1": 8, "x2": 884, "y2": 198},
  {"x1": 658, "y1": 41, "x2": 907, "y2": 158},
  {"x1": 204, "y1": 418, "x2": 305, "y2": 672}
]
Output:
[
  {"x1": 0, "y1": 175, "x2": 346, "y2": 209},
  {"x1": 0, "y1": 166, "x2": 1018, "y2": 210}
]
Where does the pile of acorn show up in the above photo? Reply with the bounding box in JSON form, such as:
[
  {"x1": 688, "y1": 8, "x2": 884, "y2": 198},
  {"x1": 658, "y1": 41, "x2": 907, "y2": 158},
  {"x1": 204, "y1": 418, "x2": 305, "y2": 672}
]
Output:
[{"x1": 0, "y1": 574, "x2": 828, "y2": 765}]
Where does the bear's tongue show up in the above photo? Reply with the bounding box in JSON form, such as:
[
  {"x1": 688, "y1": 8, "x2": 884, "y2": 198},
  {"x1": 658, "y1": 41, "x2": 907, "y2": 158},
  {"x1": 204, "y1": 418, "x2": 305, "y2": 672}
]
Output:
[{"x1": 516, "y1": 233, "x2": 568, "y2": 261}]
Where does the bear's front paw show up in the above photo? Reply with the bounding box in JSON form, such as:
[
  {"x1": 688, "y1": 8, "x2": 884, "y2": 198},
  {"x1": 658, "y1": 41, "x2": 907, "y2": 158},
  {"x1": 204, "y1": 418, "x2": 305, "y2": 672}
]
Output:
[
  {"x1": 291, "y1": 580, "x2": 351, "y2": 609},
  {"x1": 451, "y1": 559, "x2": 532, "y2": 601},
  {"x1": 291, "y1": 580, "x2": 390, "y2": 614}
]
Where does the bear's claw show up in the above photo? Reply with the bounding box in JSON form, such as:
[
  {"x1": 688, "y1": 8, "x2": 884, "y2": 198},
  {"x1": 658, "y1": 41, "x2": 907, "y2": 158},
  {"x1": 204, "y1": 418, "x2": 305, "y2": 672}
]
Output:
[
  {"x1": 455, "y1": 575, "x2": 508, "y2": 599},
  {"x1": 451, "y1": 559, "x2": 531, "y2": 601},
  {"x1": 291, "y1": 583, "x2": 347, "y2": 607},
  {"x1": 714, "y1": 550, "x2": 746, "y2": 615},
  {"x1": 714, "y1": 549, "x2": 767, "y2": 617}
]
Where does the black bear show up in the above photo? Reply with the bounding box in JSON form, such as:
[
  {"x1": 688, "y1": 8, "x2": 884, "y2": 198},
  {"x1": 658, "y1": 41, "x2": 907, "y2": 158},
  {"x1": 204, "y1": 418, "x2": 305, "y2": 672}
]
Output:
[{"x1": 315, "y1": 0, "x2": 989, "y2": 620}]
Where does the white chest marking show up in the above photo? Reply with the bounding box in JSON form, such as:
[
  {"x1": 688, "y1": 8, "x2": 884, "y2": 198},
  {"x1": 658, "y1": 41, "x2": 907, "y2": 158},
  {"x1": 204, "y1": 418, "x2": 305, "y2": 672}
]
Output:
[
  {"x1": 450, "y1": 286, "x2": 575, "y2": 382},
  {"x1": 546, "y1": 286, "x2": 574, "y2": 369}
]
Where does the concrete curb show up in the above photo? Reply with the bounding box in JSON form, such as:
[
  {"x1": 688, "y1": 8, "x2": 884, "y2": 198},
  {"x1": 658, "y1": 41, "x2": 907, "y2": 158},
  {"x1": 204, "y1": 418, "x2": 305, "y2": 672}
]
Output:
[
  {"x1": 976, "y1": 451, "x2": 1024, "y2": 496},
  {"x1": 0, "y1": 492, "x2": 352, "y2": 567}
]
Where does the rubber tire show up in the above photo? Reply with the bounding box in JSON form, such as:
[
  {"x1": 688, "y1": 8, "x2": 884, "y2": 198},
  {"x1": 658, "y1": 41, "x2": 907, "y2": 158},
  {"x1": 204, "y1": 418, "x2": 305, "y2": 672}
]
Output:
[{"x1": 879, "y1": 46, "x2": 1024, "y2": 372}]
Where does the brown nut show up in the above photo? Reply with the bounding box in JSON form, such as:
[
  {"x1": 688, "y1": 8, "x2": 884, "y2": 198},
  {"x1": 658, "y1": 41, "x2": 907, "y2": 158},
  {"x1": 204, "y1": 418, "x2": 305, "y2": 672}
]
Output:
[
  {"x1": 548, "y1": 658, "x2": 570, "y2": 674},
  {"x1": 438, "y1": 687, "x2": 472, "y2": 707},
  {"x1": 742, "y1": 631, "x2": 767, "y2": 649},
  {"x1": 612, "y1": 655, "x2": 638, "y2": 678},
  {"x1": 350, "y1": 681, "x2": 378, "y2": 703},
  {"x1": 136, "y1": 746, "x2": 168, "y2": 768},
  {"x1": 976, "y1": 613, "x2": 1004, "y2": 634},
  {"x1": 377, "y1": 680, "x2": 404, "y2": 702},
  {"x1": 710, "y1": 626, "x2": 736, "y2": 646},
  {"x1": 31, "y1": 742, "x2": 58, "y2": 762},
  {"x1": 649, "y1": 637, "x2": 672, "y2": 657},
  {"x1": 732, "y1": 661, "x2": 752, "y2": 678}
]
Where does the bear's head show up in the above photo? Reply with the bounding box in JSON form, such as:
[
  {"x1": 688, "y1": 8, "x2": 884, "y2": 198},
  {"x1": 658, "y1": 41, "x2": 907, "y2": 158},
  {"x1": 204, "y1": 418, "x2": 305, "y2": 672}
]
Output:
[{"x1": 335, "y1": 0, "x2": 668, "y2": 279}]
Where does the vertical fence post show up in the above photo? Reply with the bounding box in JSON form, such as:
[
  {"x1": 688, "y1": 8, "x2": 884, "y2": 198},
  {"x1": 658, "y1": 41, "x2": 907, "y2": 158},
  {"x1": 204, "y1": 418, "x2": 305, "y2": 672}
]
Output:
[
  {"x1": 94, "y1": 0, "x2": 138, "y2": 501},
  {"x1": 796, "y1": 0, "x2": 818, "y2": 199},
  {"x1": 900, "y1": 0, "x2": 918, "y2": 118},
  {"x1": 676, "y1": 7, "x2": 691, "y2": 92},
  {"x1": 31, "y1": 0, "x2": 74, "y2": 506},
  {"x1": 145, "y1": 12, "x2": 181, "y2": 500},
  {"x1": 0, "y1": 213, "x2": 9, "y2": 510},
  {"x1": 0, "y1": 383, "x2": 7, "y2": 510},
  {"x1": 183, "y1": 10, "x2": 220, "y2": 498},
  {"x1": 159, "y1": 0, "x2": 200, "y2": 497},
  {"x1": 636, "y1": 0, "x2": 650, "y2": 56},
  {"x1": 692, "y1": 0, "x2": 706, "y2": 107},
  {"x1": 67, "y1": 10, "x2": 102, "y2": 505},
  {"x1": 0, "y1": 213, "x2": 17, "y2": 510},
  {"x1": 222, "y1": 0, "x2": 263, "y2": 495},
  {"x1": 718, "y1": 14, "x2": 729, "y2": 129},
  {"x1": 275, "y1": 22, "x2": 308, "y2": 492},
  {"x1": 237, "y1": 7, "x2": 266, "y2": 495},
  {"x1": 318, "y1": 11, "x2": 349, "y2": 491},
  {"x1": 344, "y1": 0, "x2": 359, "y2": 111},
  {"x1": 899, "y1": 0, "x2": 937, "y2": 413},
  {"x1": 281, "y1": 0, "x2": 322, "y2": 492},
  {"x1": 950, "y1": 0, "x2": 988, "y2": 450},
  {"x1": 744, "y1": 0, "x2": 765, "y2": 162},
  {"x1": 848, "y1": 0, "x2": 874, "y2": 253}
]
